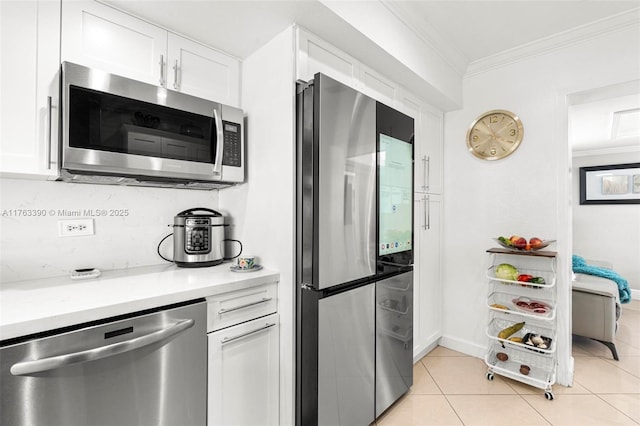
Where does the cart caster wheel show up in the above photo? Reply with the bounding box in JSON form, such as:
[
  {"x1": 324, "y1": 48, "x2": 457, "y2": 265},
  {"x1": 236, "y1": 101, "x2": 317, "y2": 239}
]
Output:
[
  {"x1": 545, "y1": 391, "x2": 554, "y2": 400},
  {"x1": 486, "y1": 372, "x2": 494, "y2": 381}
]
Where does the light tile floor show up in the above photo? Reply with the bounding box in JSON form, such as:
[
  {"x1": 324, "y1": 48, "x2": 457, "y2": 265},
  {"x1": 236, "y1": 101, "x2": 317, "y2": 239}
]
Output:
[{"x1": 377, "y1": 300, "x2": 640, "y2": 425}]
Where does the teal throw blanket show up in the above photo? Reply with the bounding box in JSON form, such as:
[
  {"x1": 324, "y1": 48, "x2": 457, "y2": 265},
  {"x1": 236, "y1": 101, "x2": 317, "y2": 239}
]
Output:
[{"x1": 573, "y1": 255, "x2": 631, "y2": 304}]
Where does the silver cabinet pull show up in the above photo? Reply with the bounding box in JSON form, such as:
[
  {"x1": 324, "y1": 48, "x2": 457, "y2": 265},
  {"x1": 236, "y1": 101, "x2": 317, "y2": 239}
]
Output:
[
  {"x1": 422, "y1": 155, "x2": 430, "y2": 192},
  {"x1": 422, "y1": 195, "x2": 427, "y2": 230},
  {"x1": 173, "y1": 59, "x2": 179, "y2": 90},
  {"x1": 159, "y1": 54, "x2": 165, "y2": 86},
  {"x1": 10, "y1": 319, "x2": 194, "y2": 376},
  {"x1": 221, "y1": 323, "x2": 275, "y2": 345},
  {"x1": 44, "y1": 96, "x2": 53, "y2": 170},
  {"x1": 426, "y1": 194, "x2": 431, "y2": 230},
  {"x1": 218, "y1": 297, "x2": 272, "y2": 315}
]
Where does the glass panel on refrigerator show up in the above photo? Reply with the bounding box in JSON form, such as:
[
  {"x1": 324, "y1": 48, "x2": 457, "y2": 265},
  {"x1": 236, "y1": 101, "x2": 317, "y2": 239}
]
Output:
[{"x1": 379, "y1": 134, "x2": 413, "y2": 259}]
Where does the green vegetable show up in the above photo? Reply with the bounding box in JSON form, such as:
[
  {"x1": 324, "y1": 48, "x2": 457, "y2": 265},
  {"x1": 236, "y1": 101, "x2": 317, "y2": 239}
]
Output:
[
  {"x1": 530, "y1": 277, "x2": 546, "y2": 284},
  {"x1": 498, "y1": 236, "x2": 512, "y2": 246},
  {"x1": 495, "y1": 263, "x2": 519, "y2": 280}
]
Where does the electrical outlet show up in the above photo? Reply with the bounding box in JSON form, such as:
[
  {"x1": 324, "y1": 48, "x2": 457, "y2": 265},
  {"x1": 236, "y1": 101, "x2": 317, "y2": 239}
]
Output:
[{"x1": 59, "y1": 219, "x2": 94, "y2": 237}]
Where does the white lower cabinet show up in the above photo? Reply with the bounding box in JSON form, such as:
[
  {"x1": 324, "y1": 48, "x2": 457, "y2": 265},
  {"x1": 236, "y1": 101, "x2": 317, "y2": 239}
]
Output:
[
  {"x1": 413, "y1": 193, "x2": 442, "y2": 356},
  {"x1": 207, "y1": 313, "x2": 280, "y2": 426}
]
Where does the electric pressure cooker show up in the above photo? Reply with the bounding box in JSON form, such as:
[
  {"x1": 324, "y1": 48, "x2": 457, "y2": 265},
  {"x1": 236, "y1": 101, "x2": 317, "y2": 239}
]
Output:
[{"x1": 172, "y1": 208, "x2": 229, "y2": 268}]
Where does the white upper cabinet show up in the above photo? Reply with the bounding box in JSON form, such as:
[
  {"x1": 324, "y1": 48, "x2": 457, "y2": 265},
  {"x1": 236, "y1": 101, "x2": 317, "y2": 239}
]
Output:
[
  {"x1": 297, "y1": 28, "x2": 444, "y2": 195},
  {"x1": 417, "y1": 106, "x2": 444, "y2": 195},
  {"x1": 0, "y1": 0, "x2": 60, "y2": 178},
  {"x1": 396, "y1": 91, "x2": 443, "y2": 195},
  {"x1": 296, "y1": 29, "x2": 359, "y2": 87},
  {"x1": 61, "y1": 1, "x2": 167, "y2": 87},
  {"x1": 167, "y1": 34, "x2": 240, "y2": 104},
  {"x1": 61, "y1": 1, "x2": 240, "y2": 106},
  {"x1": 360, "y1": 64, "x2": 396, "y2": 108}
]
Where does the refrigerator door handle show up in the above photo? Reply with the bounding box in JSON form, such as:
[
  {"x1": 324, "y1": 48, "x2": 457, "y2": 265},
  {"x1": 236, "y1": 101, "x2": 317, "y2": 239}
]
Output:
[
  {"x1": 344, "y1": 173, "x2": 353, "y2": 224},
  {"x1": 378, "y1": 260, "x2": 413, "y2": 268}
]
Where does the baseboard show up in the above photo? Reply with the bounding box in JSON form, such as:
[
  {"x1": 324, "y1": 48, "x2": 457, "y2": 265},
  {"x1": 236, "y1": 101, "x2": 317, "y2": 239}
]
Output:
[
  {"x1": 632, "y1": 288, "x2": 640, "y2": 300},
  {"x1": 413, "y1": 338, "x2": 440, "y2": 362},
  {"x1": 438, "y1": 334, "x2": 486, "y2": 359}
]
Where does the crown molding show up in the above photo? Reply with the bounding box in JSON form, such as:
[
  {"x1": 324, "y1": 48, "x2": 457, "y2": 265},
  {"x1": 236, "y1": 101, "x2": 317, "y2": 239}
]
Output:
[
  {"x1": 466, "y1": 8, "x2": 640, "y2": 77},
  {"x1": 380, "y1": 0, "x2": 468, "y2": 77},
  {"x1": 572, "y1": 143, "x2": 640, "y2": 158}
]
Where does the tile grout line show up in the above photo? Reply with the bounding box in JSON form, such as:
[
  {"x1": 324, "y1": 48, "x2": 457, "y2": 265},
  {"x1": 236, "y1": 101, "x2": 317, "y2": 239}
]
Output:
[
  {"x1": 591, "y1": 392, "x2": 640, "y2": 425},
  {"x1": 421, "y1": 357, "x2": 467, "y2": 425}
]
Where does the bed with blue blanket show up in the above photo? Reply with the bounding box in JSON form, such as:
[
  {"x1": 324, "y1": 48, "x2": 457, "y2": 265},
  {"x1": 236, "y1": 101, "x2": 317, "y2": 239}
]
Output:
[
  {"x1": 572, "y1": 255, "x2": 631, "y2": 304},
  {"x1": 571, "y1": 255, "x2": 629, "y2": 360}
]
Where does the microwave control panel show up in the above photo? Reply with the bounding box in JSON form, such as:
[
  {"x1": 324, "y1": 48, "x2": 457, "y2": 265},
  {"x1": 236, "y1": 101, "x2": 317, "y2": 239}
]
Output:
[
  {"x1": 222, "y1": 121, "x2": 242, "y2": 167},
  {"x1": 185, "y1": 218, "x2": 211, "y2": 254}
]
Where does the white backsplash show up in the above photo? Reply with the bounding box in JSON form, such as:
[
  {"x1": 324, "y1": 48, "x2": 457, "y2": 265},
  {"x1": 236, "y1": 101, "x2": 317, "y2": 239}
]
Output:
[{"x1": 0, "y1": 178, "x2": 220, "y2": 282}]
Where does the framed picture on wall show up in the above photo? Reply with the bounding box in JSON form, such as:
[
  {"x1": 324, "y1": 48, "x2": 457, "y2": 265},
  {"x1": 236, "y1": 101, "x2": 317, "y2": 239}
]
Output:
[{"x1": 579, "y1": 163, "x2": 640, "y2": 204}]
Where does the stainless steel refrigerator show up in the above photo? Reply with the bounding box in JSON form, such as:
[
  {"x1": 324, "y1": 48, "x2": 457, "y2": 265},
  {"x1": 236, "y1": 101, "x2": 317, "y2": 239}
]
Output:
[{"x1": 296, "y1": 73, "x2": 414, "y2": 426}]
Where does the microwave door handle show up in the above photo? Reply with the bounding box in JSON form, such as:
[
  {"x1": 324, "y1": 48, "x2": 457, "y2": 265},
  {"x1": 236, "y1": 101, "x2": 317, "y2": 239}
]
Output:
[
  {"x1": 45, "y1": 96, "x2": 53, "y2": 170},
  {"x1": 213, "y1": 108, "x2": 224, "y2": 174}
]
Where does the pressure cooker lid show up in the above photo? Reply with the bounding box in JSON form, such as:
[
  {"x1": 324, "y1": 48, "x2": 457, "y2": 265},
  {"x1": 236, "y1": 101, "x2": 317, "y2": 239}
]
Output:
[{"x1": 176, "y1": 207, "x2": 223, "y2": 218}]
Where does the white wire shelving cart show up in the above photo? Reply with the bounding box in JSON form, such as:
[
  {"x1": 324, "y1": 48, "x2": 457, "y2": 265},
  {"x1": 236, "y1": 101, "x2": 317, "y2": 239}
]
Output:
[{"x1": 484, "y1": 247, "x2": 558, "y2": 400}]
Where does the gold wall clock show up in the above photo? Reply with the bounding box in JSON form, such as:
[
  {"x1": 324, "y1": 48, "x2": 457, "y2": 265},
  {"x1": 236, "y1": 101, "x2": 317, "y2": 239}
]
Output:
[{"x1": 466, "y1": 109, "x2": 524, "y2": 160}]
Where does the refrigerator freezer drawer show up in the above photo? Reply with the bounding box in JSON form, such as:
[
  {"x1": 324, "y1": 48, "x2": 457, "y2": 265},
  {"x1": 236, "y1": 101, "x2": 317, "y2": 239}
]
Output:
[
  {"x1": 376, "y1": 270, "x2": 414, "y2": 417},
  {"x1": 317, "y1": 283, "x2": 375, "y2": 426}
]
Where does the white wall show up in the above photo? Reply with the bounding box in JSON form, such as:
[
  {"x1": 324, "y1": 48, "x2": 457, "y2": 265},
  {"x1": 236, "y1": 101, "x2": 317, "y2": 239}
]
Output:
[
  {"x1": 0, "y1": 178, "x2": 218, "y2": 282},
  {"x1": 442, "y1": 23, "x2": 640, "y2": 386},
  {"x1": 218, "y1": 27, "x2": 296, "y2": 426},
  {"x1": 572, "y1": 151, "x2": 640, "y2": 293}
]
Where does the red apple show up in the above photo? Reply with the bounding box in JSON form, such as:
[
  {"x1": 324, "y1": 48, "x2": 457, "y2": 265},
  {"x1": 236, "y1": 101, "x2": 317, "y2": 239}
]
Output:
[
  {"x1": 514, "y1": 237, "x2": 527, "y2": 249},
  {"x1": 509, "y1": 235, "x2": 521, "y2": 243},
  {"x1": 529, "y1": 237, "x2": 543, "y2": 248}
]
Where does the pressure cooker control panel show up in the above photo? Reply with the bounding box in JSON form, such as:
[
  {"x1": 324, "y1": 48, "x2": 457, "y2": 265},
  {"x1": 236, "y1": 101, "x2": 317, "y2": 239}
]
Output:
[{"x1": 185, "y1": 218, "x2": 211, "y2": 254}]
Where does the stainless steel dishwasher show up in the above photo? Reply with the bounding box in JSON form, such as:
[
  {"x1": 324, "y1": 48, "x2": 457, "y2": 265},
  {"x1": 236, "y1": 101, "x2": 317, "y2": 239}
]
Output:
[{"x1": 1, "y1": 299, "x2": 207, "y2": 426}]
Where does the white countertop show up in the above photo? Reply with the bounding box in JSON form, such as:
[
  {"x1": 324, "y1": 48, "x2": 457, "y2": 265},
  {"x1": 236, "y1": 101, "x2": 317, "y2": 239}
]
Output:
[{"x1": 0, "y1": 263, "x2": 279, "y2": 341}]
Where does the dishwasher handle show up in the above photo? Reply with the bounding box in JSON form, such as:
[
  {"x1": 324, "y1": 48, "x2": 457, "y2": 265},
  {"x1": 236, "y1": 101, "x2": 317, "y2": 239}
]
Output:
[{"x1": 10, "y1": 318, "x2": 195, "y2": 376}]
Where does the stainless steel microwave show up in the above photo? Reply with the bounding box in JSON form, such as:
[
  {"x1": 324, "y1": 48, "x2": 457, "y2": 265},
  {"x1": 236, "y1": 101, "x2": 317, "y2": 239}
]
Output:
[{"x1": 59, "y1": 62, "x2": 244, "y2": 189}]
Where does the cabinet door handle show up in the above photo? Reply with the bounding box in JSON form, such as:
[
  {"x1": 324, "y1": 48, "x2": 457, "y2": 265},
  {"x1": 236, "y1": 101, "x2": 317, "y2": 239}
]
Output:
[
  {"x1": 159, "y1": 54, "x2": 165, "y2": 86},
  {"x1": 426, "y1": 194, "x2": 431, "y2": 230},
  {"x1": 221, "y1": 322, "x2": 276, "y2": 345},
  {"x1": 218, "y1": 297, "x2": 272, "y2": 315},
  {"x1": 422, "y1": 156, "x2": 430, "y2": 192},
  {"x1": 44, "y1": 96, "x2": 53, "y2": 170},
  {"x1": 425, "y1": 156, "x2": 430, "y2": 192},
  {"x1": 173, "y1": 59, "x2": 179, "y2": 90},
  {"x1": 421, "y1": 195, "x2": 427, "y2": 230},
  {"x1": 421, "y1": 156, "x2": 427, "y2": 191}
]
